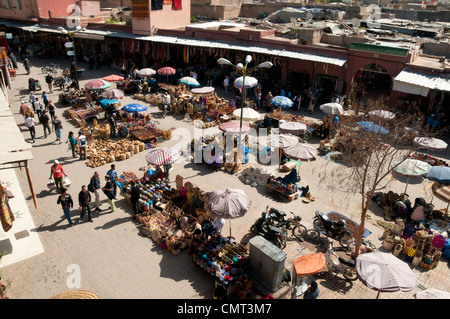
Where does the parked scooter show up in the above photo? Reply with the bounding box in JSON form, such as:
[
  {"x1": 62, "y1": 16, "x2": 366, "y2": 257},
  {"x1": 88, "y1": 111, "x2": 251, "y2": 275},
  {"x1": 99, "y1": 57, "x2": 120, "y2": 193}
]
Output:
[
  {"x1": 325, "y1": 242, "x2": 358, "y2": 281},
  {"x1": 251, "y1": 207, "x2": 288, "y2": 249},
  {"x1": 313, "y1": 210, "x2": 354, "y2": 248}
]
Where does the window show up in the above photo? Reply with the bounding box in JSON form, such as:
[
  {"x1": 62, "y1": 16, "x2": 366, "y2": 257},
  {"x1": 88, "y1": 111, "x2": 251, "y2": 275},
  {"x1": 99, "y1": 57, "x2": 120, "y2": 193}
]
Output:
[
  {"x1": 5, "y1": 0, "x2": 11, "y2": 9},
  {"x1": 15, "y1": 0, "x2": 22, "y2": 10}
]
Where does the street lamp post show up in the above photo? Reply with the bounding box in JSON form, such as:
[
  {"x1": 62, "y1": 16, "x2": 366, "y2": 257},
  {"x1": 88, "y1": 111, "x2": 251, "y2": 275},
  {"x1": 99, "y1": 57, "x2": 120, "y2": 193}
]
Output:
[
  {"x1": 217, "y1": 56, "x2": 272, "y2": 163},
  {"x1": 58, "y1": 26, "x2": 86, "y2": 89}
]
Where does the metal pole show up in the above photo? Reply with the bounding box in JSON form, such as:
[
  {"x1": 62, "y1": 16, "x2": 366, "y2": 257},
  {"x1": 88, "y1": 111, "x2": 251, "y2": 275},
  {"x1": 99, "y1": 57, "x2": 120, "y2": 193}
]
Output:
[
  {"x1": 238, "y1": 73, "x2": 245, "y2": 163},
  {"x1": 71, "y1": 34, "x2": 79, "y2": 89}
]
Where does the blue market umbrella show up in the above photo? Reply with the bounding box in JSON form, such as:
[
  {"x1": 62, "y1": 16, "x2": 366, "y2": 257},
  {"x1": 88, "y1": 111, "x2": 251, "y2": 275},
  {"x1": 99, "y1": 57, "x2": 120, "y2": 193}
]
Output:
[
  {"x1": 121, "y1": 103, "x2": 148, "y2": 113},
  {"x1": 179, "y1": 76, "x2": 200, "y2": 87},
  {"x1": 270, "y1": 96, "x2": 293, "y2": 108},
  {"x1": 426, "y1": 166, "x2": 450, "y2": 184},
  {"x1": 357, "y1": 121, "x2": 389, "y2": 134}
]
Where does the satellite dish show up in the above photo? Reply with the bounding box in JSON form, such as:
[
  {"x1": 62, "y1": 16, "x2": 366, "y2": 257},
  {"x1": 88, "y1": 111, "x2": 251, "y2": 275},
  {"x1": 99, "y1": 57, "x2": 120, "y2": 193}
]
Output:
[
  {"x1": 290, "y1": 17, "x2": 297, "y2": 27},
  {"x1": 351, "y1": 18, "x2": 361, "y2": 28}
]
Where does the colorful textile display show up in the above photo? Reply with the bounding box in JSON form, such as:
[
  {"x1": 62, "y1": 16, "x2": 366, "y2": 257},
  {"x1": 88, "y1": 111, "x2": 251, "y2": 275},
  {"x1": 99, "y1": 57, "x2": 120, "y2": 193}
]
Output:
[{"x1": 132, "y1": 0, "x2": 149, "y2": 17}]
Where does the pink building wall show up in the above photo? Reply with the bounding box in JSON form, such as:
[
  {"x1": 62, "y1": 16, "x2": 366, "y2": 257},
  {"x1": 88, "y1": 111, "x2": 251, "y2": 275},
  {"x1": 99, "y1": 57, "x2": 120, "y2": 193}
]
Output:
[
  {"x1": 36, "y1": 0, "x2": 78, "y2": 19},
  {"x1": 0, "y1": 0, "x2": 78, "y2": 21},
  {"x1": 132, "y1": 0, "x2": 191, "y2": 35}
]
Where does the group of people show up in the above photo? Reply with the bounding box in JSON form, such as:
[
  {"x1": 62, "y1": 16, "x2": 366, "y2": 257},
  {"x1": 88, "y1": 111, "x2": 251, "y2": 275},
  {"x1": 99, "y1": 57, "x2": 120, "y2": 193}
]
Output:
[
  {"x1": 20, "y1": 93, "x2": 60, "y2": 143},
  {"x1": 54, "y1": 163, "x2": 119, "y2": 226}
]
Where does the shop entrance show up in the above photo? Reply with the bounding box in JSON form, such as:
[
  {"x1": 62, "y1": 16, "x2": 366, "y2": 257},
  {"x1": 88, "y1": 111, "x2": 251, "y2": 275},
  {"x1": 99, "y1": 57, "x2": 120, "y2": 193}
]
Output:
[
  {"x1": 314, "y1": 74, "x2": 338, "y2": 105},
  {"x1": 351, "y1": 63, "x2": 392, "y2": 105}
]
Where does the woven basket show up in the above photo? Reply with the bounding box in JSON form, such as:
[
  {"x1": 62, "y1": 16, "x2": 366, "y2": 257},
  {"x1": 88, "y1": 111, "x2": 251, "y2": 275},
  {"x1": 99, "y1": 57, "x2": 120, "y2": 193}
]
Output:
[{"x1": 50, "y1": 290, "x2": 100, "y2": 299}]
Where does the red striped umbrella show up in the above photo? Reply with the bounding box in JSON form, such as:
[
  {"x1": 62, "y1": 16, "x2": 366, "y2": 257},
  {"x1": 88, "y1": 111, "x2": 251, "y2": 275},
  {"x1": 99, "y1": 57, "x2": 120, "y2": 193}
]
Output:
[
  {"x1": 157, "y1": 67, "x2": 176, "y2": 76},
  {"x1": 145, "y1": 147, "x2": 181, "y2": 166}
]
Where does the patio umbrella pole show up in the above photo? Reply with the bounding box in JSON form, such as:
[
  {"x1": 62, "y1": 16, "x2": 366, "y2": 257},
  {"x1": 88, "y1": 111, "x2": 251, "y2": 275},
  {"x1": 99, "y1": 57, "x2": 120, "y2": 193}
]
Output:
[
  {"x1": 376, "y1": 291, "x2": 381, "y2": 299},
  {"x1": 237, "y1": 75, "x2": 245, "y2": 164}
]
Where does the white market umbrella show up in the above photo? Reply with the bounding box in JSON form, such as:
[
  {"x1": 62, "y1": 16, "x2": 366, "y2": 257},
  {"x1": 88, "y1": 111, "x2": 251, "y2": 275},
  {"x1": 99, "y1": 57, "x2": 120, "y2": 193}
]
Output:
[
  {"x1": 413, "y1": 137, "x2": 448, "y2": 152},
  {"x1": 102, "y1": 88, "x2": 124, "y2": 100},
  {"x1": 368, "y1": 110, "x2": 396, "y2": 120},
  {"x1": 206, "y1": 188, "x2": 251, "y2": 238},
  {"x1": 233, "y1": 76, "x2": 258, "y2": 89},
  {"x1": 393, "y1": 159, "x2": 431, "y2": 193},
  {"x1": 279, "y1": 122, "x2": 307, "y2": 135},
  {"x1": 137, "y1": 68, "x2": 157, "y2": 76},
  {"x1": 284, "y1": 143, "x2": 318, "y2": 161},
  {"x1": 356, "y1": 252, "x2": 417, "y2": 299},
  {"x1": 233, "y1": 108, "x2": 261, "y2": 122},
  {"x1": 267, "y1": 134, "x2": 299, "y2": 149},
  {"x1": 319, "y1": 102, "x2": 344, "y2": 116}
]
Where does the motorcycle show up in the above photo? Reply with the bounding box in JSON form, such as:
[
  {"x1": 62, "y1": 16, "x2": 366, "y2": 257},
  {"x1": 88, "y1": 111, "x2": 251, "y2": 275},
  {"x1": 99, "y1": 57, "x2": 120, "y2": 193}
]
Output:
[
  {"x1": 313, "y1": 210, "x2": 354, "y2": 248},
  {"x1": 251, "y1": 208, "x2": 288, "y2": 249},
  {"x1": 325, "y1": 242, "x2": 357, "y2": 281},
  {"x1": 266, "y1": 207, "x2": 307, "y2": 241}
]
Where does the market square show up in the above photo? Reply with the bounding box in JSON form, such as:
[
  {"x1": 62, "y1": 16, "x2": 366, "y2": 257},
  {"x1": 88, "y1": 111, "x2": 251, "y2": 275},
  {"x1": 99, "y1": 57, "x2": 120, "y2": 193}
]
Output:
[{"x1": 0, "y1": 1, "x2": 449, "y2": 301}]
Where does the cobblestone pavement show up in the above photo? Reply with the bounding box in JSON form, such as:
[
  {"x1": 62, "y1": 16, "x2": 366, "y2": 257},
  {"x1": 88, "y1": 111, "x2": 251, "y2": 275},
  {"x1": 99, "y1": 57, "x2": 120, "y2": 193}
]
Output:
[{"x1": 1, "y1": 56, "x2": 449, "y2": 300}]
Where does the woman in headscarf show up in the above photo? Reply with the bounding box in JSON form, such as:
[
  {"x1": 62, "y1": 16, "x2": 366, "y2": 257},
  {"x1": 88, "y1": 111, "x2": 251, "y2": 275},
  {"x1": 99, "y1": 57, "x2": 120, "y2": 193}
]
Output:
[{"x1": 409, "y1": 197, "x2": 427, "y2": 224}]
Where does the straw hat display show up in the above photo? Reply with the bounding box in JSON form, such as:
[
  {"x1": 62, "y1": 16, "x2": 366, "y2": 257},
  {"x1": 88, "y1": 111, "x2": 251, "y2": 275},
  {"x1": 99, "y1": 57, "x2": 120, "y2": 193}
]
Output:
[{"x1": 50, "y1": 290, "x2": 100, "y2": 299}]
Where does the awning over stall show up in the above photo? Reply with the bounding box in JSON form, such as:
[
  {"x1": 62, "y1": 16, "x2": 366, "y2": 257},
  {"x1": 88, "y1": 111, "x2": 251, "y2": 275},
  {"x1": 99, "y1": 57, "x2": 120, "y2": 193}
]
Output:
[{"x1": 393, "y1": 70, "x2": 450, "y2": 97}]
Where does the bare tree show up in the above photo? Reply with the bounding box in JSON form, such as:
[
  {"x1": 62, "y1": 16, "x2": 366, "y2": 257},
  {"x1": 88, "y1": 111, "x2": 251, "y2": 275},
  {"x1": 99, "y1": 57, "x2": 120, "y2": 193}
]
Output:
[{"x1": 326, "y1": 98, "x2": 440, "y2": 258}]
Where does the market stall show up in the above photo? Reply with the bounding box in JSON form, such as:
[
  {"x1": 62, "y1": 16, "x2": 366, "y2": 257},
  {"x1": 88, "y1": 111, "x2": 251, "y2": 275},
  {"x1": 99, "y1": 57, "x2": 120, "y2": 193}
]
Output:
[
  {"x1": 107, "y1": 170, "x2": 254, "y2": 297},
  {"x1": 117, "y1": 79, "x2": 142, "y2": 94},
  {"x1": 373, "y1": 190, "x2": 449, "y2": 270}
]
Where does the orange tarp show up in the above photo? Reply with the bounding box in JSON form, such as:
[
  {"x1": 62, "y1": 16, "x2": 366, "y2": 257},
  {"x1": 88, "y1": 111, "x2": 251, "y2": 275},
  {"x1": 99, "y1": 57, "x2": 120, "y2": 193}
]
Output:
[{"x1": 293, "y1": 253, "x2": 325, "y2": 276}]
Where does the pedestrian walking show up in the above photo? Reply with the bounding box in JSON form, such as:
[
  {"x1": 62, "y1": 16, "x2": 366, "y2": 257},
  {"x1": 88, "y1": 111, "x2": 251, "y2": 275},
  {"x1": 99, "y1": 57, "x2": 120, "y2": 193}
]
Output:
[
  {"x1": 49, "y1": 160, "x2": 67, "y2": 190},
  {"x1": 108, "y1": 113, "x2": 117, "y2": 137},
  {"x1": 206, "y1": 70, "x2": 213, "y2": 87},
  {"x1": 29, "y1": 91, "x2": 36, "y2": 108},
  {"x1": 303, "y1": 281, "x2": 320, "y2": 299},
  {"x1": 78, "y1": 185, "x2": 93, "y2": 222},
  {"x1": 9, "y1": 52, "x2": 18, "y2": 69},
  {"x1": 23, "y1": 58, "x2": 31, "y2": 74},
  {"x1": 88, "y1": 172, "x2": 102, "y2": 212},
  {"x1": 33, "y1": 98, "x2": 42, "y2": 121},
  {"x1": 48, "y1": 100, "x2": 55, "y2": 121},
  {"x1": 77, "y1": 131, "x2": 87, "y2": 160},
  {"x1": 67, "y1": 131, "x2": 77, "y2": 157},
  {"x1": 52, "y1": 115, "x2": 63, "y2": 143},
  {"x1": 24, "y1": 105, "x2": 34, "y2": 120},
  {"x1": 45, "y1": 74, "x2": 54, "y2": 93},
  {"x1": 106, "y1": 164, "x2": 118, "y2": 198},
  {"x1": 162, "y1": 92, "x2": 170, "y2": 118},
  {"x1": 39, "y1": 110, "x2": 51, "y2": 138},
  {"x1": 129, "y1": 180, "x2": 140, "y2": 217},
  {"x1": 42, "y1": 91, "x2": 49, "y2": 110},
  {"x1": 24, "y1": 114, "x2": 36, "y2": 143},
  {"x1": 19, "y1": 101, "x2": 28, "y2": 119},
  {"x1": 102, "y1": 175, "x2": 115, "y2": 212},
  {"x1": 57, "y1": 187, "x2": 74, "y2": 226},
  {"x1": 223, "y1": 76, "x2": 229, "y2": 97}
]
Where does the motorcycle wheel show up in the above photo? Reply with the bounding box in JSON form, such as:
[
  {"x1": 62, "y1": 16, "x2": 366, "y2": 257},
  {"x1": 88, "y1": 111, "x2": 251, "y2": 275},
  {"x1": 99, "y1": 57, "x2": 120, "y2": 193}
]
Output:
[
  {"x1": 292, "y1": 225, "x2": 307, "y2": 240},
  {"x1": 250, "y1": 225, "x2": 257, "y2": 234},
  {"x1": 339, "y1": 233, "x2": 354, "y2": 248},
  {"x1": 306, "y1": 229, "x2": 321, "y2": 243},
  {"x1": 274, "y1": 237, "x2": 286, "y2": 250},
  {"x1": 313, "y1": 218, "x2": 325, "y2": 232},
  {"x1": 343, "y1": 268, "x2": 358, "y2": 281},
  {"x1": 41, "y1": 67, "x2": 47, "y2": 74}
]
